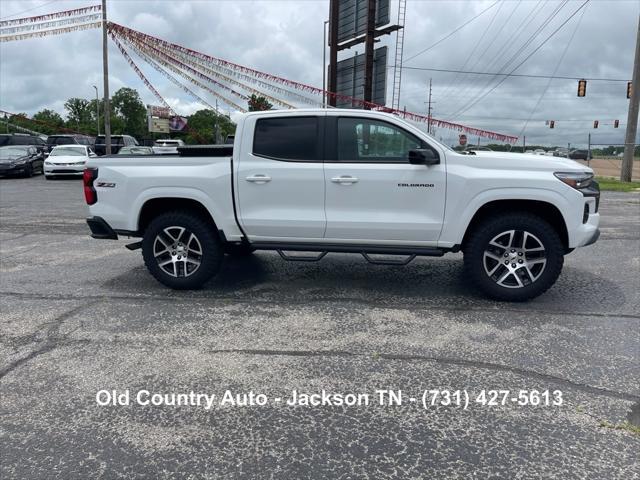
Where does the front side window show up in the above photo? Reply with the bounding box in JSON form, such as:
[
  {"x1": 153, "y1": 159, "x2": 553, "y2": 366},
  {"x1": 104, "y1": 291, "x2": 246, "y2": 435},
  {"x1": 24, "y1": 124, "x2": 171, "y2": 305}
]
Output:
[
  {"x1": 253, "y1": 117, "x2": 320, "y2": 161},
  {"x1": 337, "y1": 117, "x2": 425, "y2": 163}
]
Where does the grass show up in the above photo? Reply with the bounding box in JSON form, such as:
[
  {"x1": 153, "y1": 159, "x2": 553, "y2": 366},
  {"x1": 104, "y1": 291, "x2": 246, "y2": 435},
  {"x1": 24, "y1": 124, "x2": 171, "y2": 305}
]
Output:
[
  {"x1": 598, "y1": 420, "x2": 640, "y2": 436},
  {"x1": 595, "y1": 177, "x2": 640, "y2": 192}
]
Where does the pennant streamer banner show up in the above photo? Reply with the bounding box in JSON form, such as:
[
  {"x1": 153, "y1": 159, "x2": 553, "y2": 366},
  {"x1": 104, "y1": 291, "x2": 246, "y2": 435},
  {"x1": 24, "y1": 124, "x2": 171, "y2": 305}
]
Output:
[
  {"x1": 110, "y1": 34, "x2": 176, "y2": 116},
  {"x1": 0, "y1": 21, "x2": 101, "y2": 42},
  {"x1": 116, "y1": 34, "x2": 246, "y2": 112},
  {"x1": 108, "y1": 22, "x2": 518, "y2": 143},
  {"x1": 0, "y1": 13, "x2": 102, "y2": 36},
  {"x1": 0, "y1": 5, "x2": 101, "y2": 28},
  {"x1": 129, "y1": 44, "x2": 218, "y2": 111},
  {"x1": 120, "y1": 32, "x2": 295, "y2": 109}
]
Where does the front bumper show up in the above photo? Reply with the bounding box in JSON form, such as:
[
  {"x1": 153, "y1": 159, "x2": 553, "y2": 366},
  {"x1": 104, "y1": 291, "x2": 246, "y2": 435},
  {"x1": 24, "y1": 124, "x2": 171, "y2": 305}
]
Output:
[
  {"x1": 0, "y1": 163, "x2": 28, "y2": 175},
  {"x1": 44, "y1": 164, "x2": 85, "y2": 175}
]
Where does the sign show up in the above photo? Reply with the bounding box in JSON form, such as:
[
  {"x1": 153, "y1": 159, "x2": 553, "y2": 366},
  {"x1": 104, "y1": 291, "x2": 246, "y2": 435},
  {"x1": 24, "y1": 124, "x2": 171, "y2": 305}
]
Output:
[
  {"x1": 147, "y1": 104, "x2": 171, "y2": 118},
  {"x1": 337, "y1": 0, "x2": 390, "y2": 44},
  {"x1": 148, "y1": 117, "x2": 170, "y2": 134},
  {"x1": 459, "y1": 134, "x2": 467, "y2": 146},
  {"x1": 170, "y1": 116, "x2": 187, "y2": 132},
  {"x1": 335, "y1": 46, "x2": 387, "y2": 108}
]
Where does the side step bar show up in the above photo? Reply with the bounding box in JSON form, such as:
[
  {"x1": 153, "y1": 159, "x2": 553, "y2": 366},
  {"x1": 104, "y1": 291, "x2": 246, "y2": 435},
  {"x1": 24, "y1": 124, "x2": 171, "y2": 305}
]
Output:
[{"x1": 251, "y1": 242, "x2": 447, "y2": 265}]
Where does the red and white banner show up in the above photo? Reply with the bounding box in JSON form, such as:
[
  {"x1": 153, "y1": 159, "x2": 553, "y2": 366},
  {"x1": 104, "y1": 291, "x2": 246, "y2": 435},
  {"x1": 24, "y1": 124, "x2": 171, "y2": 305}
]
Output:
[
  {"x1": 108, "y1": 22, "x2": 518, "y2": 143},
  {"x1": 0, "y1": 5, "x2": 101, "y2": 28},
  {"x1": 0, "y1": 21, "x2": 101, "y2": 42}
]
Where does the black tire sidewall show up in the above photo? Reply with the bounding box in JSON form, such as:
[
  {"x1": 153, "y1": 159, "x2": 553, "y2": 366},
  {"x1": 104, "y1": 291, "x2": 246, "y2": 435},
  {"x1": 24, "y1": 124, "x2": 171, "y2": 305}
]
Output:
[
  {"x1": 142, "y1": 211, "x2": 223, "y2": 289},
  {"x1": 464, "y1": 214, "x2": 564, "y2": 301}
]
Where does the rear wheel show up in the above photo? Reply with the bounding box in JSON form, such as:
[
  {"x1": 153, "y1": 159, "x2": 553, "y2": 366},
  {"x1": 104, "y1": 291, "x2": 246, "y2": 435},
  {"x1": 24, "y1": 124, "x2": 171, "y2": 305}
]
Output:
[
  {"x1": 463, "y1": 213, "x2": 564, "y2": 301},
  {"x1": 142, "y1": 211, "x2": 223, "y2": 289}
]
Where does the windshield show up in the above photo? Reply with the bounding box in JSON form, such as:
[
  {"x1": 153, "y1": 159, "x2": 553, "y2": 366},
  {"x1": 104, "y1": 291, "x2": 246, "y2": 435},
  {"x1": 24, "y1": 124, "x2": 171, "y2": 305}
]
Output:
[
  {"x1": 0, "y1": 147, "x2": 27, "y2": 158},
  {"x1": 50, "y1": 147, "x2": 86, "y2": 156},
  {"x1": 118, "y1": 147, "x2": 152, "y2": 154}
]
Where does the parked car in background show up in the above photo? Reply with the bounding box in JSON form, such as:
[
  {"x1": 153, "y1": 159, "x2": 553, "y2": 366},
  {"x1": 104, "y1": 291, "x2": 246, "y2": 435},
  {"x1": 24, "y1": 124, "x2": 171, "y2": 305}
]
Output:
[
  {"x1": 117, "y1": 146, "x2": 154, "y2": 155},
  {"x1": 45, "y1": 134, "x2": 94, "y2": 156},
  {"x1": 552, "y1": 148, "x2": 569, "y2": 157},
  {"x1": 0, "y1": 133, "x2": 46, "y2": 159},
  {"x1": 0, "y1": 145, "x2": 44, "y2": 177},
  {"x1": 93, "y1": 135, "x2": 138, "y2": 155},
  {"x1": 44, "y1": 145, "x2": 95, "y2": 179},
  {"x1": 152, "y1": 139, "x2": 184, "y2": 154},
  {"x1": 569, "y1": 149, "x2": 592, "y2": 161}
]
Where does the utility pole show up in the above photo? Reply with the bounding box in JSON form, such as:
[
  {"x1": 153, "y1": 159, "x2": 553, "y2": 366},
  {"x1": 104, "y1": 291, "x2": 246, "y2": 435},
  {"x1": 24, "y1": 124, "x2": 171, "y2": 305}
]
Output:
[
  {"x1": 363, "y1": 0, "x2": 377, "y2": 109},
  {"x1": 323, "y1": 20, "x2": 329, "y2": 107},
  {"x1": 93, "y1": 85, "x2": 100, "y2": 136},
  {"x1": 427, "y1": 78, "x2": 433, "y2": 135},
  {"x1": 621, "y1": 15, "x2": 640, "y2": 182},
  {"x1": 328, "y1": 0, "x2": 339, "y2": 107},
  {"x1": 588, "y1": 132, "x2": 591, "y2": 167},
  {"x1": 101, "y1": 0, "x2": 111, "y2": 154}
]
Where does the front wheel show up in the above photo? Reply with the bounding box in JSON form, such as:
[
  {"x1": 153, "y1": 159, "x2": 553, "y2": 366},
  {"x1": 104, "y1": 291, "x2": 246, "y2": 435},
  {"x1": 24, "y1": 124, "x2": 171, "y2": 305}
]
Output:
[
  {"x1": 142, "y1": 211, "x2": 223, "y2": 289},
  {"x1": 463, "y1": 213, "x2": 564, "y2": 301}
]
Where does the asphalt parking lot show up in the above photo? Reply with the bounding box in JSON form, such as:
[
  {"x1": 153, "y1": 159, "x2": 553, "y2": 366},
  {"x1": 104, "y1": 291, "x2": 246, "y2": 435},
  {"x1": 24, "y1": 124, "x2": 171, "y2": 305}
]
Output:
[{"x1": 1, "y1": 175, "x2": 639, "y2": 479}]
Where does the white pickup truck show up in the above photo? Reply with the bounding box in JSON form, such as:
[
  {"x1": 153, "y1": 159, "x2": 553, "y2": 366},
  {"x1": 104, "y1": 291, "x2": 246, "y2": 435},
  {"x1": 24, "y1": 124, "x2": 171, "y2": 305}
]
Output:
[{"x1": 84, "y1": 109, "x2": 600, "y2": 301}]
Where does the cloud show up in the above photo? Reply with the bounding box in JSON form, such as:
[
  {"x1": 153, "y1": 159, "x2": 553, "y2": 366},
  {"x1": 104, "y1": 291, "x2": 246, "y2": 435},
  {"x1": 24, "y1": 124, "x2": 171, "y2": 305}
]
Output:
[{"x1": 0, "y1": 0, "x2": 638, "y2": 147}]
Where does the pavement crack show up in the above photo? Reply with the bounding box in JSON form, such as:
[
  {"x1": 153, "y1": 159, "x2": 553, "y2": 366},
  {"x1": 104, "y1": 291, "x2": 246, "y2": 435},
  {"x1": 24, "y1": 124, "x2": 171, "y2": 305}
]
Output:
[
  {"x1": 1, "y1": 290, "x2": 639, "y2": 320},
  {"x1": 0, "y1": 300, "x2": 100, "y2": 381},
  {"x1": 198, "y1": 347, "x2": 640, "y2": 403}
]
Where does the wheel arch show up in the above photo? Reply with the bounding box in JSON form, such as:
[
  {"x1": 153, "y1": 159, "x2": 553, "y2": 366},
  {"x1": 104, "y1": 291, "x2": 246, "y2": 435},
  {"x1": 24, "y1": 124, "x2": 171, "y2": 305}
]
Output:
[
  {"x1": 460, "y1": 199, "x2": 569, "y2": 251},
  {"x1": 137, "y1": 197, "x2": 224, "y2": 241}
]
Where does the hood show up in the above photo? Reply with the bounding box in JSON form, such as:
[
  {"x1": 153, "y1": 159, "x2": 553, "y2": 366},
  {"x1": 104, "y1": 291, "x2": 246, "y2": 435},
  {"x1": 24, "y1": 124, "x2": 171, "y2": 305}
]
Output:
[{"x1": 464, "y1": 151, "x2": 591, "y2": 173}]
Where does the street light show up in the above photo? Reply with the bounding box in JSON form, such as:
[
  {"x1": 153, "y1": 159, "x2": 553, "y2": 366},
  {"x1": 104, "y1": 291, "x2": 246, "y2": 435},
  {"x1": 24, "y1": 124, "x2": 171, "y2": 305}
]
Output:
[
  {"x1": 92, "y1": 85, "x2": 100, "y2": 136},
  {"x1": 323, "y1": 20, "x2": 329, "y2": 108}
]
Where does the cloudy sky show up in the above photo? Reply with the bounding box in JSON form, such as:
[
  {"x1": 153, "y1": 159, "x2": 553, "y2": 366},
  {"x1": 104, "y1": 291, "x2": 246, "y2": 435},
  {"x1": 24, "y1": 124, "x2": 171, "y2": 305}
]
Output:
[{"x1": 0, "y1": 0, "x2": 638, "y2": 147}]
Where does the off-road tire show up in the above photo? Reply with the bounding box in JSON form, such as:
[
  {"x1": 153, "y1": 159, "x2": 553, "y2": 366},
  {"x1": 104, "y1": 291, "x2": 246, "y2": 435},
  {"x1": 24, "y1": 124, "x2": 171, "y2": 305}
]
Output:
[
  {"x1": 142, "y1": 210, "x2": 223, "y2": 289},
  {"x1": 463, "y1": 213, "x2": 564, "y2": 301}
]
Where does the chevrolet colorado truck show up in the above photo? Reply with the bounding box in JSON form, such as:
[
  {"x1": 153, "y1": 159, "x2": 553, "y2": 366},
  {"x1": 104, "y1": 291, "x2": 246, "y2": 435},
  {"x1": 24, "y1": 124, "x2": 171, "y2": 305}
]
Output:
[{"x1": 84, "y1": 109, "x2": 600, "y2": 301}]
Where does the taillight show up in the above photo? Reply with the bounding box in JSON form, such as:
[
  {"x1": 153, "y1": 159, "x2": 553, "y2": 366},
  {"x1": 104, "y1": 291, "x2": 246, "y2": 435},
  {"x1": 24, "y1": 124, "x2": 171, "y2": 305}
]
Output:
[{"x1": 83, "y1": 168, "x2": 98, "y2": 205}]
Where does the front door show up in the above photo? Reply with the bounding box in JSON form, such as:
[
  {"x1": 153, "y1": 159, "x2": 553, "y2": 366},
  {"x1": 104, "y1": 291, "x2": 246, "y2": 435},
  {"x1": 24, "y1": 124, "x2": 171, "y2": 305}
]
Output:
[
  {"x1": 323, "y1": 116, "x2": 446, "y2": 244},
  {"x1": 236, "y1": 115, "x2": 326, "y2": 240}
]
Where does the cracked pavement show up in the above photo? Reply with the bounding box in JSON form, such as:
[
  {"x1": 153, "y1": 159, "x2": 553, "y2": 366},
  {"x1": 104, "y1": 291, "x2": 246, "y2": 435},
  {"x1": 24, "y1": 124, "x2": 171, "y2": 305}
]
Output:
[{"x1": 1, "y1": 176, "x2": 639, "y2": 479}]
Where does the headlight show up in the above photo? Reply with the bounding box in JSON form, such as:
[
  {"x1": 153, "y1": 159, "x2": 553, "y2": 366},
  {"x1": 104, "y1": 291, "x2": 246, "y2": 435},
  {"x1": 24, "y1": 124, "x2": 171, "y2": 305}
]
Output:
[
  {"x1": 11, "y1": 159, "x2": 27, "y2": 165},
  {"x1": 554, "y1": 172, "x2": 593, "y2": 189},
  {"x1": 73, "y1": 161, "x2": 86, "y2": 165}
]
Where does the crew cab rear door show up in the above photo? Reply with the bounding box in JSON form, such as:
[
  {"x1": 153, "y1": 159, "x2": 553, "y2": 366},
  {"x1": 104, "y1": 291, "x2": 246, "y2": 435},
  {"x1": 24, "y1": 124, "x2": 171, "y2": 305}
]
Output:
[
  {"x1": 323, "y1": 115, "x2": 446, "y2": 244},
  {"x1": 235, "y1": 114, "x2": 326, "y2": 240}
]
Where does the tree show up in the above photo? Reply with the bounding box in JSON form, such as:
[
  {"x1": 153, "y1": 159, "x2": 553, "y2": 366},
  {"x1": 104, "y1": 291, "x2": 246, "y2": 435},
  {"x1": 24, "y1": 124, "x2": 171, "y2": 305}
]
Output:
[
  {"x1": 32, "y1": 109, "x2": 65, "y2": 135},
  {"x1": 185, "y1": 109, "x2": 235, "y2": 144},
  {"x1": 111, "y1": 87, "x2": 147, "y2": 139},
  {"x1": 64, "y1": 98, "x2": 92, "y2": 132},
  {"x1": 247, "y1": 94, "x2": 273, "y2": 112}
]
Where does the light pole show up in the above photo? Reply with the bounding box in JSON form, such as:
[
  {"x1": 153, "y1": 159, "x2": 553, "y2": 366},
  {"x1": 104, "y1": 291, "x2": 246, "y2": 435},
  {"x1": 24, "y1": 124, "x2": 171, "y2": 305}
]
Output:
[
  {"x1": 322, "y1": 19, "x2": 329, "y2": 107},
  {"x1": 93, "y1": 85, "x2": 100, "y2": 136}
]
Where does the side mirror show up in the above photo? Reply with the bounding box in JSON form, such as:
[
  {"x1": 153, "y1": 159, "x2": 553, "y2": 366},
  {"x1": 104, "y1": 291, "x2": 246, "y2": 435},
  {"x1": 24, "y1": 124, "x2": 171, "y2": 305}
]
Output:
[{"x1": 409, "y1": 149, "x2": 440, "y2": 165}]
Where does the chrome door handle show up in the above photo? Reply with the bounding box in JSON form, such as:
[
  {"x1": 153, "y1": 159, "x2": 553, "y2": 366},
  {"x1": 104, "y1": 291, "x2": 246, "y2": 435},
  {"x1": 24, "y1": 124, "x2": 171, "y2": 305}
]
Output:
[
  {"x1": 331, "y1": 176, "x2": 359, "y2": 184},
  {"x1": 246, "y1": 174, "x2": 271, "y2": 183}
]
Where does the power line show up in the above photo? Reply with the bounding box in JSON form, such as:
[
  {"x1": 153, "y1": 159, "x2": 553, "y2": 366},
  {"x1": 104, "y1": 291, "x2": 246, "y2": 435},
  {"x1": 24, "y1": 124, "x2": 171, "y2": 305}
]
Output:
[
  {"x1": 437, "y1": 0, "x2": 506, "y2": 101},
  {"x1": 449, "y1": 0, "x2": 591, "y2": 119},
  {"x1": 397, "y1": 66, "x2": 629, "y2": 82},
  {"x1": 403, "y1": 1, "x2": 500, "y2": 63},
  {"x1": 519, "y1": 2, "x2": 589, "y2": 137},
  {"x1": 0, "y1": 0, "x2": 59, "y2": 20},
  {"x1": 448, "y1": 0, "x2": 570, "y2": 117}
]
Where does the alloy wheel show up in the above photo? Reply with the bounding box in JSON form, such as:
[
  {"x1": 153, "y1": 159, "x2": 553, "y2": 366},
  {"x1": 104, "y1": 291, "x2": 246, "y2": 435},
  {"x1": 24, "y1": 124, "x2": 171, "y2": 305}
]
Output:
[
  {"x1": 153, "y1": 226, "x2": 203, "y2": 278},
  {"x1": 482, "y1": 229, "x2": 547, "y2": 288}
]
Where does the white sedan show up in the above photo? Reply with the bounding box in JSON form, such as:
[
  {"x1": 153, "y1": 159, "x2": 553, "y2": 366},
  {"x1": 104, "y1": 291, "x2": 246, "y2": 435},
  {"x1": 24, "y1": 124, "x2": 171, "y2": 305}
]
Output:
[{"x1": 44, "y1": 145, "x2": 96, "y2": 179}]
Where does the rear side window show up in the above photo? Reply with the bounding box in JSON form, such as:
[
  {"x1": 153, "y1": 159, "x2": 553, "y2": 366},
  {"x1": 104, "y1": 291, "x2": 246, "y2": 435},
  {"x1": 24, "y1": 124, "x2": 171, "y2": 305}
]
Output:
[{"x1": 253, "y1": 117, "x2": 320, "y2": 161}]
